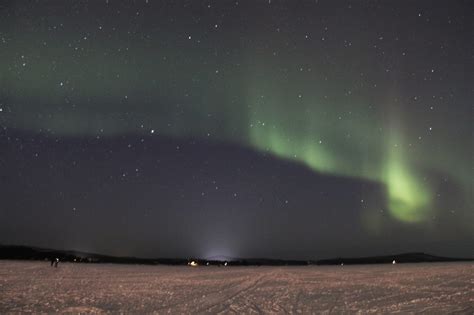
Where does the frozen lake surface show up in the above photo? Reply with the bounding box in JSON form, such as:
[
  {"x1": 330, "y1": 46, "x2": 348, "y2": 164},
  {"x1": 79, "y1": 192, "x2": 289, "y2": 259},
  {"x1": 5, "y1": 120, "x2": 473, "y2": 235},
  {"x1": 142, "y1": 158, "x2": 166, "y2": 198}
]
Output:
[{"x1": 0, "y1": 260, "x2": 472, "y2": 313}]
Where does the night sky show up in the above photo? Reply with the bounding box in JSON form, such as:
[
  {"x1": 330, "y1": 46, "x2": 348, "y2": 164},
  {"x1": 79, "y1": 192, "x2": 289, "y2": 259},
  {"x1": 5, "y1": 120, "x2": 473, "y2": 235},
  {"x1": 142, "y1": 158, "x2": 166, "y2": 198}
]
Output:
[{"x1": 0, "y1": 0, "x2": 472, "y2": 260}]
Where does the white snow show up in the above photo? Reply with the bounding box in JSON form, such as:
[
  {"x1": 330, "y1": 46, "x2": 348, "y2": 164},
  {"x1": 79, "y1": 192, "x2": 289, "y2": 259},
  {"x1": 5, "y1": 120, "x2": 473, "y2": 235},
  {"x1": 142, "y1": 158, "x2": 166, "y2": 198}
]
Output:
[{"x1": 0, "y1": 261, "x2": 472, "y2": 313}]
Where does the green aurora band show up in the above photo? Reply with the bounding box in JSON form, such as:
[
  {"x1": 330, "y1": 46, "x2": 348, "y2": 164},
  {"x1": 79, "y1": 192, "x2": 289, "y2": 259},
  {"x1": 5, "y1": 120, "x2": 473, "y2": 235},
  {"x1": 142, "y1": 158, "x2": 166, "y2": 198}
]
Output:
[
  {"x1": 245, "y1": 78, "x2": 433, "y2": 223},
  {"x1": 1, "y1": 7, "x2": 471, "y2": 228}
]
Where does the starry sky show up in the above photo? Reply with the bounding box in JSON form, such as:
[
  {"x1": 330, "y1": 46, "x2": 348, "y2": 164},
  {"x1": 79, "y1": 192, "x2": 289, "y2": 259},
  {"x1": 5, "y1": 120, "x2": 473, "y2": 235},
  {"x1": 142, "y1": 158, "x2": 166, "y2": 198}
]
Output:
[{"x1": 0, "y1": 0, "x2": 472, "y2": 260}]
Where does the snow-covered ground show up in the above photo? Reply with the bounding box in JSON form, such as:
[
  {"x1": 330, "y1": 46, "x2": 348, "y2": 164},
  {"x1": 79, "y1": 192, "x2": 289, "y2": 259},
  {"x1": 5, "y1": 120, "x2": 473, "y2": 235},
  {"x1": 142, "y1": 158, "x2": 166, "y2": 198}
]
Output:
[{"x1": 0, "y1": 260, "x2": 472, "y2": 313}]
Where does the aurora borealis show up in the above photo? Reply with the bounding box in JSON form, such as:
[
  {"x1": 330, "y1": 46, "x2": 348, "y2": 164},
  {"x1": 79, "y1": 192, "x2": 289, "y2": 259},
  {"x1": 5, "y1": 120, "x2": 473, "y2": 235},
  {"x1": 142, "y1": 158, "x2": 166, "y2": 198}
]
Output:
[{"x1": 0, "y1": 1, "x2": 472, "y2": 259}]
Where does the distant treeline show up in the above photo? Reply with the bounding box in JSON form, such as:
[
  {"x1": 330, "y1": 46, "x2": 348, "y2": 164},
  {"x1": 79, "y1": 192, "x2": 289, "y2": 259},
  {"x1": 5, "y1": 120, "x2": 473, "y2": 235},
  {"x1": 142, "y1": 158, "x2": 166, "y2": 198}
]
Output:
[{"x1": 0, "y1": 245, "x2": 471, "y2": 266}]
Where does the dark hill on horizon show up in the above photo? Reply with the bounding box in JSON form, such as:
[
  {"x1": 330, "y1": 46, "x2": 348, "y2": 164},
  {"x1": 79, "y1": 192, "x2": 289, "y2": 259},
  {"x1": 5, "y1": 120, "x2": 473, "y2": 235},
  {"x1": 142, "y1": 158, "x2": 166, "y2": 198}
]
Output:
[{"x1": 0, "y1": 244, "x2": 471, "y2": 266}]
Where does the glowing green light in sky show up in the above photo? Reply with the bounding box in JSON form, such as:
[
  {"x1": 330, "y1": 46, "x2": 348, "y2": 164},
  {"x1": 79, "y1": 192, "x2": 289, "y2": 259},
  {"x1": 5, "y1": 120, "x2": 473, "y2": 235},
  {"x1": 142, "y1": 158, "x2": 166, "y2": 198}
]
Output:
[
  {"x1": 249, "y1": 121, "x2": 432, "y2": 223},
  {"x1": 384, "y1": 153, "x2": 431, "y2": 223},
  {"x1": 244, "y1": 75, "x2": 433, "y2": 223},
  {"x1": 249, "y1": 126, "x2": 336, "y2": 173},
  {"x1": 1, "y1": 15, "x2": 471, "y2": 227}
]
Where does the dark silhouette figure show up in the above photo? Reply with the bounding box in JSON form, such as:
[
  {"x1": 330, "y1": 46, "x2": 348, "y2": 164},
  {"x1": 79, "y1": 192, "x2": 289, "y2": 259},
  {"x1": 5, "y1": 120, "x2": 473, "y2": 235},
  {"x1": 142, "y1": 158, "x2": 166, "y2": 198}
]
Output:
[
  {"x1": 54, "y1": 258, "x2": 59, "y2": 268},
  {"x1": 50, "y1": 258, "x2": 55, "y2": 267}
]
